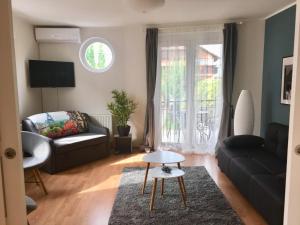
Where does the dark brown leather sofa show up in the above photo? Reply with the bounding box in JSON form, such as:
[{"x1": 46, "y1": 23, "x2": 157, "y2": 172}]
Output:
[{"x1": 22, "y1": 113, "x2": 110, "y2": 174}]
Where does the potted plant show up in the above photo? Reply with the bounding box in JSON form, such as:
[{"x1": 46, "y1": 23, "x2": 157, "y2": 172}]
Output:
[{"x1": 107, "y1": 90, "x2": 137, "y2": 136}]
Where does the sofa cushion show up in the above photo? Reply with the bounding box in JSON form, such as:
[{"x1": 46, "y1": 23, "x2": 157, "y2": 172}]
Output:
[
  {"x1": 217, "y1": 147, "x2": 262, "y2": 175},
  {"x1": 228, "y1": 157, "x2": 270, "y2": 197},
  {"x1": 53, "y1": 133, "x2": 106, "y2": 154},
  {"x1": 219, "y1": 147, "x2": 249, "y2": 158},
  {"x1": 250, "y1": 151, "x2": 286, "y2": 175},
  {"x1": 251, "y1": 175, "x2": 286, "y2": 203},
  {"x1": 217, "y1": 147, "x2": 249, "y2": 175},
  {"x1": 28, "y1": 111, "x2": 88, "y2": 139},
  {"x1": 224, "y1": 135, "x2": 264, "y2": 149},
  {"x1": 264, "y1": 123, "x2": 289, "y2": 161},
  {"x1": 230, "y1": 157, "x2": 269, "y2": 176},
  {"x1": 249, "y1": 175, "x2": 285, "y2": 225}
]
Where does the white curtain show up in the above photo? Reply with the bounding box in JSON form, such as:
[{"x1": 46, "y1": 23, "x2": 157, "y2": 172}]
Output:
[{"x1": 154, "y1": 26, "x2": 223, "y2": 154}]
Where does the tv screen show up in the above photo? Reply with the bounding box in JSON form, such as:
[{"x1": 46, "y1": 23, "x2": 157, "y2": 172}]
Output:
[{"x1": 29, "y1": 60, "x2": 75, "y2": 87}]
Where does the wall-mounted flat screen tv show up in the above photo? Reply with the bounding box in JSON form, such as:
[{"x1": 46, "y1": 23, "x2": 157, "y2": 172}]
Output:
[{"x1": 29, "y1": 60, "x2": 75, "y2": 87}]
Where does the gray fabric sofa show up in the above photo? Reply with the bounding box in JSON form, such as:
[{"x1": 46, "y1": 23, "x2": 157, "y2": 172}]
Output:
[{"x1": 22, "y1": 113, "x2": 110, "y2": 174}]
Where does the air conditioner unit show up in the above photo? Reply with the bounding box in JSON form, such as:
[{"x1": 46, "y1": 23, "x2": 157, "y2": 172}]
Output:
[{"x1": 35, "y1": 28, "x2": 81, "y2": 43}]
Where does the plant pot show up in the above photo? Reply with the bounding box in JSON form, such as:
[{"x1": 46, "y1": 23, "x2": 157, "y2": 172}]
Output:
[{"x1": 117, "y1": 125, "x2": 131, "y2": 136}]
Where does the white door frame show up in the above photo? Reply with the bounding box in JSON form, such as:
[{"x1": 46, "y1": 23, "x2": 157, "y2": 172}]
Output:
[
  {"x1": 284, "y1": 1, "x2": 300, "y2": 224},
  {"x1": 0, "y1": 162, "x2": 6, "y2": 225},
  {"x1": 0, "y1": 0, "x2": 27, "y2": 224}
]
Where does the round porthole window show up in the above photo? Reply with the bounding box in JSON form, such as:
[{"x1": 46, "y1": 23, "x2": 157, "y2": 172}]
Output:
[{"x1": 79, "y1": 37, "x2": 114, "y2": 73}]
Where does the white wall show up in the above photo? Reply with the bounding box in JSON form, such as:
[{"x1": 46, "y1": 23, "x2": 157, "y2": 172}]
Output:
[
  {"x1": 233, "y1": 20, "x2": 265, "y2": 135},
  {"x1": 12, "y1": 15, "x2": 42, "y2": 119},
  {"x1": 38, "y1": 21, "x2": 265, "y2": 145},
  {"x1": 39, "y1": 26, "x2": 147, "y2": 146}
]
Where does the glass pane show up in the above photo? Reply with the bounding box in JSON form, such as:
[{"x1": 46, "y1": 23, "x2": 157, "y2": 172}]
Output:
[
  {"x1": 193, "y1": 44, "x2": 223, "y2": 147},
  {"x1": 85, "y1": 42, "x2": 113, "y2": 70},
  {"x1": 160, "y1": 45, "x2": 187, "y2": 144}
]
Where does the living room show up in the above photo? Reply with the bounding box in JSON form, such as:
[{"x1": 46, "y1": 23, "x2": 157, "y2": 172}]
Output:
[{"x1": 1, "y1": 0, "x2": 300, "y2": 225}]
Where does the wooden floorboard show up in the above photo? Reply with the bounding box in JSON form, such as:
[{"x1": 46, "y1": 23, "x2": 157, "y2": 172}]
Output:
[{"x1": 26, "y1": 152, "x2": 267, "y2": 225}]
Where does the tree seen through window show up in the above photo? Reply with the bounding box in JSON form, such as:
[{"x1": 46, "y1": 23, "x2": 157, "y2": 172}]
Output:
[{"x1": 85, "y1": 42, "x2": 112, "y2": 70}]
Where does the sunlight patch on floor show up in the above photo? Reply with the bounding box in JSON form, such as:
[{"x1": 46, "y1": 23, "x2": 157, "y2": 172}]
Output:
[
  {"x1": 109, "y1": 154, "x2": 145, "y2": 166},
  {"x1": 77, "y1": 174, "x2": 121, "y2": 194}
]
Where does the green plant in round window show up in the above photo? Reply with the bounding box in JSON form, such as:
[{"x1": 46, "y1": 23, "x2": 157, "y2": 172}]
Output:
[{"x1": 85, "y1": 42, "x2": 113, "y2": 71}]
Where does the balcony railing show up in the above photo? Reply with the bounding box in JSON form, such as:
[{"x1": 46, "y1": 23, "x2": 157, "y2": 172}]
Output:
[{"x1": 160, "y1": 99, "x2": 218, "y2": 144}]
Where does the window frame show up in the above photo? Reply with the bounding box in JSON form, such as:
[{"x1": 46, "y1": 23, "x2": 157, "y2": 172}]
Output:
[{"x1": 79, "y1": 37, "x2": 115, "y2": 73}]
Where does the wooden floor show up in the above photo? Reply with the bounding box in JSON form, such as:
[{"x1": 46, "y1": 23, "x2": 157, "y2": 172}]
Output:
[{"x1": 26, "y1": 152, "x2": 267, "y2": 225}]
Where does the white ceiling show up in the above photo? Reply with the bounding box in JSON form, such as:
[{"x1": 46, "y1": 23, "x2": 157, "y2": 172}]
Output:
[{"x1": 12, "y1": 0, "x2": 295, "y2": 27}]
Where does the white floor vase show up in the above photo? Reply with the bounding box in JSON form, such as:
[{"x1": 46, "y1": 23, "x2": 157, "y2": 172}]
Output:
[{"x1": 234, "y1": 90, "x2": 254, "y2": 135}]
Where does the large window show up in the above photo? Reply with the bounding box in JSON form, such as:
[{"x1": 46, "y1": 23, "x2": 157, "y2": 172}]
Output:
[
  {"x1": 155, "y1": 28, "x2": 223, "y2": 154},
  {"x1": 79, "y1": 37, "x2": 114, "y2": 73}
]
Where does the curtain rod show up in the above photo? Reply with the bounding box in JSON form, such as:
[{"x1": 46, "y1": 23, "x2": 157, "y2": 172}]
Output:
[{"x1": 148, "y1": 21, "x2": 243, "y2": 30}]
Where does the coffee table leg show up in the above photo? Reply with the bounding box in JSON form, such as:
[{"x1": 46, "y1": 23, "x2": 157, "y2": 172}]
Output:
[
  {"x1": 142, "y1": 163, "x2": 150, "y2": 194},
  {"x1": 180, "y1": 177, "x2": 187, "y2": 201},
  {"x1": 161, "y1": 178, "x2": 164, "y2": 196},
  {"x1": 161, "y1": 163, "x2": 165, "y2": 196},
  {"x1": 177, "y1": 177, "x2": 187, "y2": 207},
  {"x1": 180, "y1": 177, "x2": 187, "y2": 196},
  {"x1": 150, "y1": 178, "x2": 158, "y2": 211},
  {"x1": 177, "y1": 163, "x2": 186, "y2": 195},
  {"x1": 177, "y1": 162, "x2": 181, "y2": 169}
]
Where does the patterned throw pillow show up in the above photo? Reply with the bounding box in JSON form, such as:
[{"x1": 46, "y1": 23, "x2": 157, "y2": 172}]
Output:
[
  {"x1": 28, "y1": 111, "x2": 88, "y2": 139},
  {"x1": 67, "y1": 111, "x2": 88, "y2": 133}
]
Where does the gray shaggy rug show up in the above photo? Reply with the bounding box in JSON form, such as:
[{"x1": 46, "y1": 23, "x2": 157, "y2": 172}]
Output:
[{"x1": 108, "y1": 167, "x2": 243, "y2": 225}]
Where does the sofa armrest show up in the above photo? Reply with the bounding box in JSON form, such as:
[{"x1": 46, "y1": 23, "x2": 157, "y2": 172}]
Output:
[
  {"x1": 21, "y1": 131, "x2": 53, "y2": 157},
  {"x1": 88, "y1": 122, "x2": 110, "y2": 137},
  {"x1": 223, "y1": 135, "x2": 264, "y2": 149},
  {"x1": 22, "y1": 118, "x2": 39, "y2": 133}
]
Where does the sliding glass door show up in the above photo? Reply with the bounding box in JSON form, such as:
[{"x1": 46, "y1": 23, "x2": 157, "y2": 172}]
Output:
[{"x1": 155, "y1": 29, "x2": 223, "y2": 154}]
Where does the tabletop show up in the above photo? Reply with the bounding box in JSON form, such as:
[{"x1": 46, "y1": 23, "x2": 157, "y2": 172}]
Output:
[
  {"x1": 150, "y1": 167, "x2": 185, "y2": 179},
  {"x1": 143, "y1": 150, "x2": 185, "y2": 164}
]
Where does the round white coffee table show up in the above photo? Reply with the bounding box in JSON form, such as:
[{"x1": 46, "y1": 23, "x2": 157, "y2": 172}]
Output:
[
  {"x1": 142, "y1": 151, "x2": 185, "y2": 195},
  {"x1": 149, "y1": 167, "x2": 186, "y2": 210}
]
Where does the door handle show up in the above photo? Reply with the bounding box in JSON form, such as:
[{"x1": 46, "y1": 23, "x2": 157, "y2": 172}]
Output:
[
  {"x1": 295, "y1": 145, "x2": 300, "y2": 155},
  {"x1": 4, "y1": 148, "x2": 16, "y2": 159}
]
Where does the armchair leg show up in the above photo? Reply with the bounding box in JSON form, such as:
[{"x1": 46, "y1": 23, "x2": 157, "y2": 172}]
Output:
[
  {"x1": 33, "y1": 169, "x2": 48, "y2": 195},
  {"x1": 31, "y1": 170, "x2": 39, "y2": 187}
]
